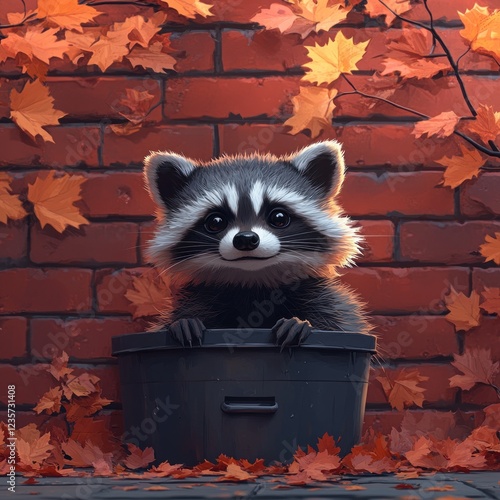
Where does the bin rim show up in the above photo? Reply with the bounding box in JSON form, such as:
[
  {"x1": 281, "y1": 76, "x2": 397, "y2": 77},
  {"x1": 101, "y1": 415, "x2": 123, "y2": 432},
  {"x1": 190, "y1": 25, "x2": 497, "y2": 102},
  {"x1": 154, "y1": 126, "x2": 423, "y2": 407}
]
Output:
[{"x1": 112, "y1": 329, "x2": 377, "y2": 356}]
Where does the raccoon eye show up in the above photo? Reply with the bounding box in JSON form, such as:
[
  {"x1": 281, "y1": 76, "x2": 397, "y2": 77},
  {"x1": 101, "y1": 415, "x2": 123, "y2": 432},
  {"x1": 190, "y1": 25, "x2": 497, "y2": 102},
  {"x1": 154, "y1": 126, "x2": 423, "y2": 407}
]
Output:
[
  {"x1": 268, "y1": 209, "x2": 291, "y2": 229},
  {"x1": 204, "y1": 213, "x2": 228, "y2": 233}
]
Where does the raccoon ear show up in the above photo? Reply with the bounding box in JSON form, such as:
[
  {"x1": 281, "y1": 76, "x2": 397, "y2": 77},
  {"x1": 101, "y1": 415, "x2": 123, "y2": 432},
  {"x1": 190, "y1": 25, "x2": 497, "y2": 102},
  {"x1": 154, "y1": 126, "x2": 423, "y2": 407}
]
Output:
[
  {"x1": 290, "y1": 141, "x2": 345, "y2": 199},
  {"x1": 144, "y1": 151, "x2": 197, "y2": 210}
]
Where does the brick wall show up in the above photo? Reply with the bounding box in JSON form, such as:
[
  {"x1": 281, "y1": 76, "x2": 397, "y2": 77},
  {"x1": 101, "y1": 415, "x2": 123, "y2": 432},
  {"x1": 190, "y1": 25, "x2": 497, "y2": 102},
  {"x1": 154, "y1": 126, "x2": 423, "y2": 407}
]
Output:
[{"x1": 1, "y1": 0, "x2": 499, "y2": 437}]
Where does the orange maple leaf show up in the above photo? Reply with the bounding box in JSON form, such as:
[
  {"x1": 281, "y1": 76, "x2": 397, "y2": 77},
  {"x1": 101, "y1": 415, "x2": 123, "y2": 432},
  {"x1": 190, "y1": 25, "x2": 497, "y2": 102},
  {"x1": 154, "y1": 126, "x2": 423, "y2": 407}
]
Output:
[
  {"x1": 449, "y1": 348, "x2": 500, "y2": 391},
  {"x1": 444, "y1": 288, "x2": 481, "y2": 332},
  {"x1": 62, "y1": 439, "x2": 113, "y2": 467},
  {"x1": 161, "y1": 0, "x2": 213, "y2": 18},
  {"x1": 34, "y1": 387, "x2": 63, "y2": 415},
  {"x1": 0, "y1": 27, "x2": 69, "y2": 65},
  {"x1": 364, "y1": 0, "x2": 412, "y2": 25},
  {"x1": 37, "y1": 0, "x2": 100, "y2": 32},
  {"x1": 463, "y1": 104, "x2": 500, "y2": 143},
  {"x1": 284, "y1": 86, "x2": 336, "y2": 138},
  {"x1": 63, "y1": 372, "x2": 100, "y2": 399},
  {"x1": 48, "y1": 351, "x2": 74, "y2": 381},
  {"x1": 316, "y1": 432, "x2": 341, "y2": 456},
  {"x1": 480, "y1": 287, "x2": 500, "y2": 315},
  {"x1": 376, "y1": 369, "x2": 428, "y2": 411},
  {"x1": 63, "y1": 392, "x2": 113, "y2": 422},
  {"x1": 107, "y1": 13, "x2": 166, "y2": 49},
  {"x1": 381, "y1": 28, "x2": 451, "y2": 79},
  {"x1": 126, "y1": 41, "x2": 177, "y2": 73},
  {"x1": 125, "y1": 270, "x2": 172, "y2": 318},
  {"x1": 217, "y1": 463, "x2": 257, "y2": 482},
  {"x1": 413, "y1": 111, "x2": 461, "y2": 139},
  {"x1": 10, "y1": 79, "x2": 67, "y2": 143},
  {"x1": 0, "y1": 173, "x2": 27, "y2": 224},
  {"x1": 124, "y1": 444, "x2": 155, "y2": 470},
  {"x1": 287, "y1": 449, "x2": 340, "y2": 483},
  {"x1": 479, "y1": 232, "x2": 500, "y2": 265},
  {"x1": 251, "y1": 4, "x2": 298, "y2": 34},
  {"x1": 87, "y1": 36, "x2": 130, "y2": 72},
  {"x1": 302, "y1": 31, "x2": 369, "y2": 85},
  {"x1": 435, "y1": 144, "x2": 485, "y2": 189},
  {"x1": 459, "y1": 4, "x2": 500, "y2": 59},
  {"x1": 17, "y1": 432, "x2": 54, "y2": 468},
  {"x1": 27, "y1": 171, "x2": 89, "y2": 233}
]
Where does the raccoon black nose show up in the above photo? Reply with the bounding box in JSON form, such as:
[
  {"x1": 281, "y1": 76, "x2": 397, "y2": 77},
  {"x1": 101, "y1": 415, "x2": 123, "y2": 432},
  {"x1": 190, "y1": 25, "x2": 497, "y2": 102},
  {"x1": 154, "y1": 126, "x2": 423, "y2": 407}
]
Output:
[{"x1": 233, "y1": 231, "x2": 260, "y2": 251}]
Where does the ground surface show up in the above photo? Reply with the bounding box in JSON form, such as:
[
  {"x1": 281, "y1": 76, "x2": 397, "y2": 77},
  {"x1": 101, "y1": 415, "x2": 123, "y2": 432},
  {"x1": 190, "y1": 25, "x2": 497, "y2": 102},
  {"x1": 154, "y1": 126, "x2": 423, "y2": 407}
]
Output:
[{"x1": 9, "y1": 472, "x2": 500, "y2": 499}]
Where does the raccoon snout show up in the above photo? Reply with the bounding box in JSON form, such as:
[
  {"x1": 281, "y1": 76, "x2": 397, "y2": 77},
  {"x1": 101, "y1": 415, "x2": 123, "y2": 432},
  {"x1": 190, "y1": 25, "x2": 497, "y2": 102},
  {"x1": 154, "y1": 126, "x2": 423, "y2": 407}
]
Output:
[{"x1": 233, "y1": 231, "x2": 260, "y2": 251}]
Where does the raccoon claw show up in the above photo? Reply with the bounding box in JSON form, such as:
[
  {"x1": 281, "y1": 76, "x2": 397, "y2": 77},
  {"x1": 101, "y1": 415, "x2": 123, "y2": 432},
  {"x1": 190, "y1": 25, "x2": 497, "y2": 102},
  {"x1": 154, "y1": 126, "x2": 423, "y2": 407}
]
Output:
[
  {"x1": 169, "y1": 318, "x2": 205, "y2": 347},
  {"x1": 272, "y1": 317, "x2": 312, "y2": 351}
]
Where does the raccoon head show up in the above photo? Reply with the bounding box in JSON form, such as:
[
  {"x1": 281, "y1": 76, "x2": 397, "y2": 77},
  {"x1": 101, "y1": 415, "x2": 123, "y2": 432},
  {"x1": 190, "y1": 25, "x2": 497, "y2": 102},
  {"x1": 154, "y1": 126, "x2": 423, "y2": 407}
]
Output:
[{"x1": 144, "y1": 141, "x2": 361, "y2": 286}]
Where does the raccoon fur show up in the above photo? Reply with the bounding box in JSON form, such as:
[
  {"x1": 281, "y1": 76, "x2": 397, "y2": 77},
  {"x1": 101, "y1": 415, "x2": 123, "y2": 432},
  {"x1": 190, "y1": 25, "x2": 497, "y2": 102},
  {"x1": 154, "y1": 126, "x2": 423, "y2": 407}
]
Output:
[{"x1": 143, "y1": 140, "x2": 371, "y2": 347}]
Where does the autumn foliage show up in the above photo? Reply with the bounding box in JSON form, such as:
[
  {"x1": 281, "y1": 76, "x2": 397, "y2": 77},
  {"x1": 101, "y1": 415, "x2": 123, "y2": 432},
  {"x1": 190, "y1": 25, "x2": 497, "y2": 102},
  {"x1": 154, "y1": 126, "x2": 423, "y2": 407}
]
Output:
[
  {"x1": 1, "y1": 0, "x2": 500, "y2": 481},
  {"x1": 1, "y1": 353, "x2": 499, "y2": 480}
]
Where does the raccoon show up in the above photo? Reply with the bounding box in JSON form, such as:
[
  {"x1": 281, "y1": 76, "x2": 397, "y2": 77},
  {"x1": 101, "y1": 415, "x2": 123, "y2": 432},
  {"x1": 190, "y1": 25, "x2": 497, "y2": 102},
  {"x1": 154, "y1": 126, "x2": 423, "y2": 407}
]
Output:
[{"x1": 143, "y1": 141, "x2": 370, "y2": 347}]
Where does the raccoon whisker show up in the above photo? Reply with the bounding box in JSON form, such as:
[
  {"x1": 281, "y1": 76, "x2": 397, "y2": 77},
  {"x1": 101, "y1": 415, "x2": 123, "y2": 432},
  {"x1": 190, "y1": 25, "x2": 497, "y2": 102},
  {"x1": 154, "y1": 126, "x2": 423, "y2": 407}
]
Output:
[
  {"x1": 190, "y1": 230, "x2": 221, "y2": 242},
  {"x1": 158, "y1": 252, "x2": 219, "y2": 275}
]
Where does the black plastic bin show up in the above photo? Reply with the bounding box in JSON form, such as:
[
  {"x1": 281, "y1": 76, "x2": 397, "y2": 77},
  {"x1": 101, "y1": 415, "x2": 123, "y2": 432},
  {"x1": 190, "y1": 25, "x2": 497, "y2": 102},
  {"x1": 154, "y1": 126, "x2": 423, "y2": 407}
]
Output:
[{"x1": 112, "y1": 329, "x2": 376, "y2": 465}]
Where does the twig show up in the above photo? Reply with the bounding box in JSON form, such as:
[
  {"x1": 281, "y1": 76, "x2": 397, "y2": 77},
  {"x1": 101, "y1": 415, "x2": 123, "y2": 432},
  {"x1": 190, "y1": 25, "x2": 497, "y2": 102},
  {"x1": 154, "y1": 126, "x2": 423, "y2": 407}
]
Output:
[
  {"x1": 335, "y1": 76, "x2": 500, "y2": 161},
  {"x1": 378, "y1": 0, "x2": 477, "y2": 117},
  {"x1": 0, "y1": 0, "x2": 37, "y2": 29}
]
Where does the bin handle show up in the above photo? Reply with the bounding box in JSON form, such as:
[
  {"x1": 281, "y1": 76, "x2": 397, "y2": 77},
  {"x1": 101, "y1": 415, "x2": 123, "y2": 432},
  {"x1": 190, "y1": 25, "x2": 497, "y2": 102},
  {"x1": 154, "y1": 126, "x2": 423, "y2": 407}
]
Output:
[{"x1": 221, "y1": 396, "x2": 278, "y2": 414}]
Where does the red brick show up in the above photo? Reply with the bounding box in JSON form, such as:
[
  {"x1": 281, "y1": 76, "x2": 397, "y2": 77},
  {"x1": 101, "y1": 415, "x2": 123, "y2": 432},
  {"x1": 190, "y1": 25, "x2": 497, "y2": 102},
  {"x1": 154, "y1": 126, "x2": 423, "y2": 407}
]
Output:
[
  {"x1": 341, "y1": 267, "x2": 469, "y2": 314},
  {"x1": 0, "y1": 125, "x2": 100, "y2": 167},
  {"x1": 356, "y1": 220, "x2": 394, "y2": 263},
  {"x1": 0, "y1": 268, "x2": 92, "y2": 313},
  {"x1": 362, "y1": 411, "x2": 404, "y2": 435},
  {"x1": 30, "y1": 222, "x2": 139, "y2": 265},
  {"x1": 0, "y1": 364, "x2": 54, "y2": 405},
  {"x1": 222, "y1": 28, "x2": 496, "y2": 73},
  {"x1": 170, "y1": 32, "x2": 215, "y2": 73},
  {"x1": 461, "y1": 174, "x2": 500, "y2": 216},
  {"x1": 340, "y1": 172, "x2": 454, "y2": 216},
  {"x1": 165, "y1": 77, "x2": 299, "y2": 119},
  {"x1": 219, "y1": 123, "x2": 462, "y2": 169},
  {"x1": 400, "y1": 221, "x2": 500, "y2": 264},
  {"x1": 95, "y1": 267, "x2": 149, "y2": 314},
  {"x1": 47, "y1": 77, "x2": 162, "y2": 120},
  {"x1": 462, "y1": 316, "x2": 500, "y2": 361},
  {"x1": 81, "y1": 173, "x2": 156, "y2": 217},
  {"x1": 472, "y1": 268, "x2": 500, "y2": 291},
  {"x1": 367, "y1": 364, "x2": 459, "y2": 407},
  {"x1": 31, "y1": 317, "x2": 143, "y2": 360},
  {"x1": 103, "y1": 125, "x2": 213, "y2": 166},
  {"x1": 371, "y1": 315, "x2": 458, "y2": 360},
  {"x1": 336, "y1": 75, "x2": 500, "y2": 119},
  {"x1": 82, "y1": 366, "x2": 120, "y2": 402},
  {"x1": 0, "y1": 317, "x2": 27, "y2": 359},
  {"x1": 407, "y1": 0, "x2": 499, "y2": 22},
  {"x1": 0, "y1": 220, "x2": 28, "y2": 263}
]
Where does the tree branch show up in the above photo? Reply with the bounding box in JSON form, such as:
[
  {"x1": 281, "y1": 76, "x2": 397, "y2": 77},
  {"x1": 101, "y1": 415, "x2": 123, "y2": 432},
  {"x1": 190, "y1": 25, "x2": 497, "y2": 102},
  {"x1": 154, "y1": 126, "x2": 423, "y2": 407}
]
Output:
[
  {"x1": 378, "y1": 0, "x2": 477, "y2": 117},
  {"x1": 335, "y1": 76, "x2": 500, "y2": 162}
]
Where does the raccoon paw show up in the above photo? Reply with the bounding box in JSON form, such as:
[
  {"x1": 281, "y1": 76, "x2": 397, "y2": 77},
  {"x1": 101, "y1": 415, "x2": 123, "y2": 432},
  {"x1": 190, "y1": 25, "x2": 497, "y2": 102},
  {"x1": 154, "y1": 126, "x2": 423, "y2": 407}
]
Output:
[
  {"x1": 272, "y1": 317, "x2": 312, "y2": 350},
  {"x1": 169, "y1": 318, "x2": 206, "y2": 347}
]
